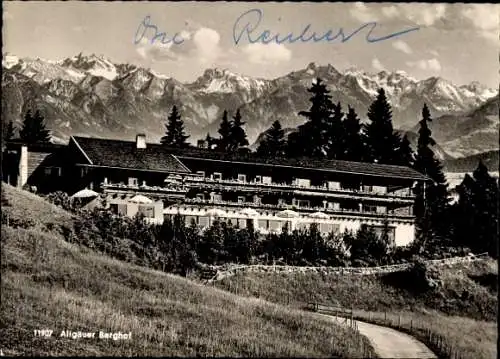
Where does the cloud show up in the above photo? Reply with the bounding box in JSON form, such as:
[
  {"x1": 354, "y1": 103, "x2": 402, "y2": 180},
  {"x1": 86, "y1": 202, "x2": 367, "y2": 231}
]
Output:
[
  {"x1": 406, "y1": 58, "x2": 442, "y2": 71},
  {"x1": 392, "y1": 40, "x2": 413, "y2": 54},
  {"x1": 428, "y1": 50, "x2": 439, "y2": 57},
  {"x1": 381, "y1": 6, "x2": 399, "y2": 18},
  {"x1": 242, "y1": 43, "x2": 292, "y2": 65},
  {"x1": 381, "y1": 4, "x2": 446, "y2": 26},
  {"x1": 135, "y1": 37, "x2": 178, "y2": 62},
  {"x1": 371, "y1": 58, "x2": 385, "y2": 71},
  {"x1": 193, "y1": 27, "x2": 221, "y2": 65},
  {"x1": 350, "y1": 2, "x2": 376, "y2": 22},
  {"x1": 461, "y1": 4, "x2": 499, "y2": 41}
]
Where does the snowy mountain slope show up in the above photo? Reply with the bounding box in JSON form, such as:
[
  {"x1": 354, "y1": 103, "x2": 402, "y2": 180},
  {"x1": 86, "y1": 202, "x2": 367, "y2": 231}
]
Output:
[{"x1": 2, "y1": 54, "x2": 497, "y2": 157}]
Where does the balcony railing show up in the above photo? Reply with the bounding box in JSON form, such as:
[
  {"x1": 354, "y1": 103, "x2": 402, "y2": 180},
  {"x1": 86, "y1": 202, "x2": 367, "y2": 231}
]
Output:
[
  {"x1": 184, "y1": 177, "x2": 414, "y2": 200},
  {"x1": 182, "y1": 198, "x2": 414, "y2": 219},
  {"x1": 101, "y1": 182, "x2": 188, "y2": 194}
]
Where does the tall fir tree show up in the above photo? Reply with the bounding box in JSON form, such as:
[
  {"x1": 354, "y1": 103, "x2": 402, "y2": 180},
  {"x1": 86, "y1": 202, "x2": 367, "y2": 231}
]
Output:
[
  {"x1": 326, "y1": 102, "x2": 344, "y2": 159},
  {"x1": 161, "y1": 105, "x2": 189, "y2": 147},
  {"x1": 256, "y1": 120, "x2": 286, "y2": 157},
  {"x1": 19, "y1": 109, "x2": 51, "y2": 144},
  {"x1": 294, "y1": 77, "x2": 334, "y2": 158},
  {"x1": 363, "y1": 88, "x2": 400, "y2": 164},
  {"x1": 471, "y1": 162, "x2": 499, "y2": 257},
  {"x1": 216, "y1": 110, "x2": 232, "y2": 152},
  {"x1": 393, "y1": 134, "x2": 415, "y2": 167},
  {"x1": 340, "y1": 106, "x2": 365, "y2": 162},
  {"x1": 413, "y1": 104, "x2": 449, "y2": 250},
  {"x1": 229, "y1": 109, "x2": 248, "y2": 152},
  {"x1": 6, "y1": 121, "x2": 15, "y2": 141}
]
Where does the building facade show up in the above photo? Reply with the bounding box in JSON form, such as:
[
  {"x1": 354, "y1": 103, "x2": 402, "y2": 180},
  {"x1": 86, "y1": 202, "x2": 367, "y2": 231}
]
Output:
[{"x1": 2, "y1": 135, "x2": 430, "y2": 246}]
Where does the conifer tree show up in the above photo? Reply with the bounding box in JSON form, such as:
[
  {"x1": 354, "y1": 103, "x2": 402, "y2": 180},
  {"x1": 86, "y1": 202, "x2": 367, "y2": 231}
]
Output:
[
  {"x1": 19, "y1": 109, "x2": 51, "y2": 144},
  {"x1": 363, "y1": 88, "x2": 400, "y2": 164},
  {"x1": 257, "y1": 120, "x2": 287, "y2": 157},
  {"x1": 5, "y1": 121, "x2": 15, "y2": 141},
  {"x1": 229, "y1": 109, "x2": 248, "y2": 152},
  {"x1": 471, "y1": 162, "x2": 499, "y2": 257},
  {"x1": 340, "y1": 106, "x2": 365, "y2": 162},
  {"x1": 393, "y1": 134, "x2": 415, "y2": 167},
  {"x1": 413, "y1": 104, "x2": 449, "y2": 249},
  {"x1": 216, "y1": 110, "x2": 232, "y2": 152},
  {"x1": 327, "y1": 102, "x2": 344, "y2": 159},
  {"x1": 296, "y1": 78, "x2": 334, "y2": 157},
  {"x1": 161, "y1": 105, "x2": 189, "y2": 147}
]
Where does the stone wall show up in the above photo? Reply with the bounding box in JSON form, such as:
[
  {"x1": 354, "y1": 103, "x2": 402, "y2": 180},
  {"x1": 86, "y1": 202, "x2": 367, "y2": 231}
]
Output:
[{"x1": 208, "y1": 253, "x2": 490, "y2": 282}]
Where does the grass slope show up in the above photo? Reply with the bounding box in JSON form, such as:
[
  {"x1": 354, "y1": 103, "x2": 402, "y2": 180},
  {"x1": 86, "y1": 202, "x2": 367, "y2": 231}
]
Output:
[{"x1": 0, "y1": 184, "x2": 373, "y2": 357}]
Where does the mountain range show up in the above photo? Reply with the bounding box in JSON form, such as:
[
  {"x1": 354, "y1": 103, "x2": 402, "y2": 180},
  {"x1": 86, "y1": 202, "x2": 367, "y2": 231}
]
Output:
[{"x1": 2, "y1": 53, "x2": 498, "y2": 160}]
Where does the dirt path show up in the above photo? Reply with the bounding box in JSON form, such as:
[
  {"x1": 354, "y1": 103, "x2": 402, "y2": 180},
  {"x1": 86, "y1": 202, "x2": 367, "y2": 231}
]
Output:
[{"x1": 315, "y1": 313, "x2": 437, "y2": 358}]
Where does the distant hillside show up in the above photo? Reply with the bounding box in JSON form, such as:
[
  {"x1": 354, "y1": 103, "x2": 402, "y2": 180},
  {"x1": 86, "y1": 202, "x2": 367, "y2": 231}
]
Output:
[{"x1": 443, "y1": 150, "x2": 499, "y2": 173}]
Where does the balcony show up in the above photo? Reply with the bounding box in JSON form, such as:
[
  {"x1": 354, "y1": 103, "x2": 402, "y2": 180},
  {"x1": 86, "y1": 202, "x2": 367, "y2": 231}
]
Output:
[
  {"x1": 101, "y1": 182, "x2": 188, "y2": 196},
  {"x1": 184, "y1": 177, "x2": 414, "y2": 201},
  {"x1": 182, "y1": 198, "x2": 414, "y2": 220}
]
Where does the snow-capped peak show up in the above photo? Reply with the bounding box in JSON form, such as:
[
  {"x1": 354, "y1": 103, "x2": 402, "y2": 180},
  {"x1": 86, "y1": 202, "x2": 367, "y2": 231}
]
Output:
[
  {"x1": 2, "y1": 53, "x2": 20, "y2": 69},
  {"x1": 60, "y1": 53, "x2": 118, "y2": 81}
]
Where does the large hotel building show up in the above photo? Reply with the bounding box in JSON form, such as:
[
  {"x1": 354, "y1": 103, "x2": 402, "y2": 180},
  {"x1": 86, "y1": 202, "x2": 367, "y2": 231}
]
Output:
[{"x1": 3, "y1": 134, "x2": 430, "y2": 246}]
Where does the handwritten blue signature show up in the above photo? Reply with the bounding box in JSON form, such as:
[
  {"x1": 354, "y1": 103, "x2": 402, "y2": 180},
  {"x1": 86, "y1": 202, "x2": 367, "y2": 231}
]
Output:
[
  {"x1": 233, "y1": 9, "x2": 420, "y2": 45},
  {"x1": 134, "y1": 10, "x2": 420, "y2": 47},
  {"x1": 134, "y1": 15, "x2": 185, "y2": 45}
]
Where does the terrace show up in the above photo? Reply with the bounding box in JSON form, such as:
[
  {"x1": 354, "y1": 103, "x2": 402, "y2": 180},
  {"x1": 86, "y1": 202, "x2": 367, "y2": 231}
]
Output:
[{"x1": 184, "y1": 176, "x2": 415, "y2": 202}]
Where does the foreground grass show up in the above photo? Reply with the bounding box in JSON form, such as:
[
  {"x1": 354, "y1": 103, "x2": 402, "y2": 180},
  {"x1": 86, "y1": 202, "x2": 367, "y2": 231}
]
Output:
[
  {"x1": 215, "y1": 262, "x2": 497, "y2": 359},
  {"x1": 1, "y1": 184, "x2": 374, "y2": 357}
]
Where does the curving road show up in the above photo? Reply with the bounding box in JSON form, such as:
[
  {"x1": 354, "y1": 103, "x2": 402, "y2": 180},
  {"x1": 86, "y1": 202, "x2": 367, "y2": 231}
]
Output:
[{"x1": 315, "y1": 313, "x2": 437, "y2": 359}]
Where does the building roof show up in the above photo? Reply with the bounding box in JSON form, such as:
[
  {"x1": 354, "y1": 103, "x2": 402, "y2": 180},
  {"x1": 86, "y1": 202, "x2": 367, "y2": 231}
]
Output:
[
  {"x1": 70, "y1": 136, "x2": 429, "y2": 181},
  {"x1": 71, "y1": 136, "x2": 191, "y2": 174}
]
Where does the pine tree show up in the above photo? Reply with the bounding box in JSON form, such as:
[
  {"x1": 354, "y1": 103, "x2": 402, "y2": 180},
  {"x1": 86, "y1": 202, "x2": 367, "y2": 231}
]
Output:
[
  {"x1": 5, "y1": 121, "x2": 15, "y2": 141},
  {"x1": 326, "y1": 102, "x2": 344, "y2": 159},
  {"x1": 471, "y1": 161, "x2": 499, "y2": 257},
  {"x1": 229, "y1": 109, "x2": 248, "y2": 152},
  {"x1": 216, "y1": 110, "x2": 232, "y2": 152},
  {"x1": 161, "y1": 105, "x2": 189, "y2": 147},
  {"x1": 413, "y1": 104, "x2": 449, "y2": 250},
  {"x1": 296, "y1": 78, "x2": 334, "y2": 158},
  {"x1": 19, "y1": 109, "x2": 51, "y2": 144},
  {"x1": 393, "y1": 134, "x2": 415, "y2": 167},
  {"x1": 363, "y1": 88, "x2": 400, "y2": 164},
  {"x1": 256, "y1": 120, "x2": 286, "y2": 157},
  {"x1": 340, "y1": 106, "x2": 365, "y2": 162}
]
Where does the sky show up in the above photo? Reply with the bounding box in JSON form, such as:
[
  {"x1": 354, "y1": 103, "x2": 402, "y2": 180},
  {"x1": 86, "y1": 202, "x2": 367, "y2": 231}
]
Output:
[{"x1": 3, "y1": 2, "x2": 499, "y2": 87}]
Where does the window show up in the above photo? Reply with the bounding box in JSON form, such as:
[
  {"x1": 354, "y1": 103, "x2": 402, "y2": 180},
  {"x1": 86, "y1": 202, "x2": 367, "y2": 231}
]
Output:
[
  {"x1": 296, "y1": 178, "x2": 311, "y2": 187},
  {"x1": 128, "y1": 177, "x2": 138, "y2": 186},
  {"x1": 262, "y1": 176, "x2": 272, "y2": 184},
  {"x1": 196, "y1": 193, "x2": 205, "y2": 201},
  {"x1": 211, "y1": 193, "x2": 222, "y2": 202},
  {"x1": 328, "y1": 181, "x2": 340, "y2": 190},
  {"x1": 44, "y1": 167, "x2": 52, "y2": 176},
  {"x1": 363, "y1": 205, "x2": 377, "y2": 213},
  {"x1": 364, "y1": 225, "x2": 396, "y2": 243},
  {"x1": 198, "y1": 216, "x2": 210, "y2": 227},
  {"x1": 255, "y1": 175, "x2": 261, "y2": 183},
  {"x1": 237, "y1": 196, "x2": 245, "y2": 204},
  {"x1": 258, "y1": 219, "x2": 268, "y2": 229},
  {"x1": 138, "y1": 205, "x2": 154, "y2": 218},
  {"x1": 296, "y1": 199, "x2": 310, "y2": 208},
  {"x1": 213, "y1": 172, "x2": 222, "y2": 181},
  {"x1": 238, "y1": 174, "x2": 246, "y2": 182}
]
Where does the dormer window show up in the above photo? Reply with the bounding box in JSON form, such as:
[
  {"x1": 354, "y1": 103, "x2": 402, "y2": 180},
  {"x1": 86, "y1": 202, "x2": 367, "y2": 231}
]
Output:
[
  {"x1": 238, "y1": 174, "x2": 246, "y2": 183},
  {"x1": 128, "y1": 177, "x2": 138, "y2": 186},
  {"x1": 213, "y1": 172, "x2": 222, "y2": 181},
  {"x1": 255, "y1": 175, "x2": 262, "y2": 183}
]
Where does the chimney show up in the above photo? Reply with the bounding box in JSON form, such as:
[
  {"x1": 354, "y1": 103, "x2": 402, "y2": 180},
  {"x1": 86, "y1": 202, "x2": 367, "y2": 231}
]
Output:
[
  {"x1": 18, "y1": 145, "x2": 28, "y2": 189},
  {"x1": 136, "y1": 134, "x2": 146, "y2": 149}
]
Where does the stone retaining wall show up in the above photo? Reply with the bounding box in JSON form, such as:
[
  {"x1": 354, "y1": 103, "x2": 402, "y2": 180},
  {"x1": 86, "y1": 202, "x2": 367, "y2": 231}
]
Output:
[{"x1": 208, "y1": 253, "x2": 490, "y2": 282}]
